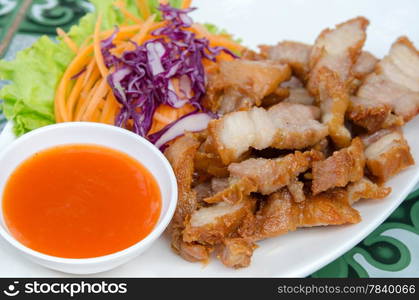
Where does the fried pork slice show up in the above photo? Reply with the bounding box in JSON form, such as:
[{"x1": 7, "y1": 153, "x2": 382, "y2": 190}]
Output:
[
  {"x1": 361, "y1": 127, "x2": 394, "y2": 146},
  {"x1": 220, "y1": 60, "x2": 292, "y2": 101},
  {"x1": 266, "y1": 78, "x2": 312, "y2": 107},
  {"x1": 297, "y1": 189, "x2": 361, "y2": 226},
  {"x1": 193, "y1": 182, "x2": 213, "y2": 203},
  {"x1": 215, "y1": 238, "x2": 257, "y2": 269},
  {"x1": 358, "y1": 74, "x2": 419, "y2": 123},
  {"x1": 379, "y1": 37, "x2": 419, "y2": 94},
  {"x1": 312, "y1": 137, "x2": 365, "y2": 195},
  {"x1": 211, "y1": 177, "x2": 230, "y2": 194},
  {"x1": 241, "y1": 48, "x2": 266, "y2": 61},
  {"x1": 165, "y1": 135, "x2": 213, "y2": 261},
  {"x1": 194, "y1": 151, "x2": 229, "y2": 177},
  {"x1": 281, "y1": 76, "x2": 304, "y2": 89},
  {"x1": 363, "y1": 128, "x2": 414, "y2": 182},
  {"x1": 287, "y1": 178, "x2": 306, "y2": 203},
  {"x1": 347, "y1": 177, "x2": 391, "y2": 204},
  {"x1": 260, "y1": 87, "x2": 290, "y2": 107},
  {"x1": 318, "y1": 67, "x2": 352, "y2": 147},
  {"x1": 352, "y1": 51, "x2": 379, "y2": 81},
  {"x1": 309, "y1": 19, "x2": 366, "y2": 146},
  {"x1": 312, "y1": 138, "x2": 331, "y2": 157},
  {"x1": 194, "y1": 132, "x2": 230, "y2": 177},
  {"x1": 183, "y1": 198, "x2": 255, "y2": 245},
  {"x1": 351, "y1": 37, "x2": 419, "y2": 131},
  {"x1": 241, "y1": 188, "x2": 361, "y2": 241},
  {"x1": 203, "y1": 60, "x2": 291, "y2": 114},
  {"x1": 204, "y1": 177, "x2": 257, "y2": 204},
  {"x1": 348, "y1": 96, "x2": 403, "y2": 133},
  {"x1": 197, "y1": 177, "x2": 256, "y2": 205},
  {"x1": 308, "y1": 17, "x2": 369, "y2": 95},
  {"x1": 259, "y1": 41, "x2": 312, "y2": 80},
  {"x1": 165, "y1": 135, "x2": 200, "y2": 234},
  {"x1": 283, "y1": 88, "x2": 315, "y2": 106},
  {"x1": 228, "y1": 150, "x2": 323, "y2": 195},
  {"x1": 174, "y1": 235, "x2": 212, "y2": 263},
  {"x1": 214, "y1": 88, "x2": 255, "y2": 115},
  {"x1": 262, "y1": 79, "x2": 309, "y2": 106},
  {"x1": 350, "y1": 51, "x2": 379, "y2": 93},
  {"x1": 208, "y1": 102, "x2": 328, "y2": 164}
]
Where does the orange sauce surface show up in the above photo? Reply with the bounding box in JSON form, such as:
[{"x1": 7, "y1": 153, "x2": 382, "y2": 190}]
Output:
[{"x1": 2, "y1": 144, "x2": 161, "y2": 259}]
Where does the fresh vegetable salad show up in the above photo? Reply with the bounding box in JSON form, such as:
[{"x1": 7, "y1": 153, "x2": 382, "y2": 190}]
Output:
[{"x1": 0, "y1": 0, "x2": 242, "y2": 148}]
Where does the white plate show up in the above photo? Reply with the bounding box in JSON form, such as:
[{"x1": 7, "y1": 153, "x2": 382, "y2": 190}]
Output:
[{"x1": 1, "y1": 0, "x2": 419, "y2": 277}]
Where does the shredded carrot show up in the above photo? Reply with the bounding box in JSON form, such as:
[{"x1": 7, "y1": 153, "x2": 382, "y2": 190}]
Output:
[
  {"x1": 81, "y1": 79, "x2": 109, "y2": 121},
  {"x1": 137, "y1": 0, "x2": 150, "y2": 19},
  {"x1": 73, "y1": 66, "x2": 100, "y2": 121},
  {"x1": 93, "y1": 14, "x2": 108, "y2": 78},
  {"x1": 100, "y1": 93, "x2": 114, "y2": 123},
  {"x1": 207, "y1": 35, "x2": 244, "y2": 53},
  {"x1": 190, "y1": 24, "x2": 244, "y2": 53},
  {"x1": 110, "y1": 42, "x2": 135, "y2": 57},
  {"x1": 100, "y1": 92, "x2": 120, "y2": 124},
  {"x1": 114, "y1": 1, "x2": 143, "y2": 24},
  {"x1": 81, "y1": 66, "x2": 100, "y2": 100},
  {"x1": 97, "y1": 99, "x2": 105, "y2": 111},
  {"x1": 90, "y1": 108, "x2": 102, "y2": 123},
  {"x1": 56, "y1": 28, "x2": 78, "y2": 53},
  {"x1": 66, "y1": 71, "x2": 86, "y2": 120},
  {"x1": 132, "y1": 14, "x2": 156, "y2": 45},
  {"x1": 75, "y1": 24, "x2": 142, "y2": 56},
  {"x1": 111, "y1": 18, "x2": 161, "y2": 57},
  {"x1": 75, "y1": 78, "x2": 101, "y2": 121},
  {"x1": 154, "y1": 105, "x2": 179, "y2": 124},
  {"x1": 216, "y1": 51, "x2": 236, "y2": 62},
  {"x1": 181, "y1": 0, "x2": 192, "y2": 9},
  {"x1": 82, "y1": 59, "x2": 96, "y2": 86},
  {"x1": 54, "y1": 44, "x2": 93, "y2": 122},
  {"x1": 104, "y1": 93, "x2": 120, "y2": 124},
  {"x1": 99, "y1": 24, "x2": 142, "y2": 41},
  {"x1": 111, "y1": 22, "x2": 153, "y2": 55},
  {"x1": 203, "y1": 61, "x2": 218, "y2": 73},
  {"x1": 67, "y1": 60, "x2": 95, "y2": 121}
]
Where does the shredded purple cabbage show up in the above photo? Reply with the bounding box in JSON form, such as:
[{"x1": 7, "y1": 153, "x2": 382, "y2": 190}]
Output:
[
  {"x1": 101, "y1": 27, "x2": 119, "y2": 68},
  {"x1": 102, "y1": 4, "x2": 236, "y2": 140}
]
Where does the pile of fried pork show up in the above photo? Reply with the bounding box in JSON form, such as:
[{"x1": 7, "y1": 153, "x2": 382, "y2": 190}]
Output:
[{"x1": 164, "y1": 17, "x2": 419, "y2": 268}]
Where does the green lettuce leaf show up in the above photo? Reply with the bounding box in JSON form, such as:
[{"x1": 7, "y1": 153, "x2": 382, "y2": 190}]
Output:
[
  {"x1": 0, "y1": 36, "x2": 74, "y2": 136},
  {"x1": 203, "y1": 23, "x2": 243, "y2": 46}
]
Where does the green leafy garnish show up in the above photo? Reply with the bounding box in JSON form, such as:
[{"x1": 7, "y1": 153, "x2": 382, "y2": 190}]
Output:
[{"x1": 0, "y1": 0, "x2": 230, "y2": 136}]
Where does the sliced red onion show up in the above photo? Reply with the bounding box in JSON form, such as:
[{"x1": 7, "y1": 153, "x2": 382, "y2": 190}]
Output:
[{"x1": 151, "y1": 112, "x2": 212, "y2": 149}]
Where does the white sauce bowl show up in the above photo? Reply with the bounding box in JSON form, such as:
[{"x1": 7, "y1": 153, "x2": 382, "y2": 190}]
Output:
[{"x1": 0, "y1": 122, "x2": 177, "y2": 274}]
